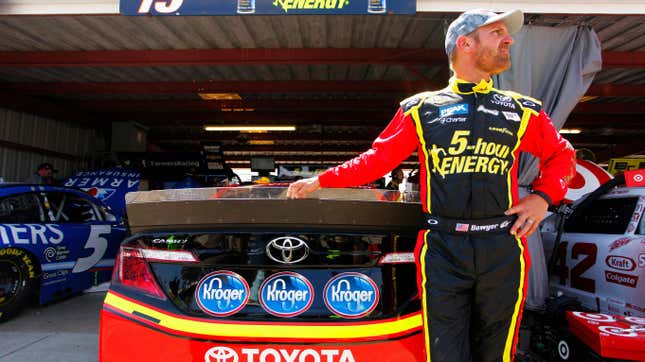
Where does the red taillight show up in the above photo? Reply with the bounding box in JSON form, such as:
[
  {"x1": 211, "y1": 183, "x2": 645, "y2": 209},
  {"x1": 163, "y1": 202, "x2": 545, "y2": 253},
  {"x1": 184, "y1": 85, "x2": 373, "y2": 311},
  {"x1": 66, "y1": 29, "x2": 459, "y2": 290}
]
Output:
[{"x1": 113, "y1": 246, "x2": 166, "y2": 299}]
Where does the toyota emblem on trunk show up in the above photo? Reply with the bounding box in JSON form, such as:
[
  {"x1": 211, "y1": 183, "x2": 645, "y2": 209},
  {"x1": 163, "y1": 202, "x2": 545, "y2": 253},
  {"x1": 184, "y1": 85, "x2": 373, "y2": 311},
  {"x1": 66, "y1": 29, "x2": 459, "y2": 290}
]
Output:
[{"x1": 266, "y1": 236, "x2": 309, "y2": 264}]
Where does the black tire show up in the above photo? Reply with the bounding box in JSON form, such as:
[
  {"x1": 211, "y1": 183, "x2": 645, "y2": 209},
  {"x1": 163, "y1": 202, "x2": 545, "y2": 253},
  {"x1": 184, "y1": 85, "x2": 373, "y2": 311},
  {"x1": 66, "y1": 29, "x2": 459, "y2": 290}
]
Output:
[{"x1": 0, "y1": 249, "x2": 38, "y2": 322}]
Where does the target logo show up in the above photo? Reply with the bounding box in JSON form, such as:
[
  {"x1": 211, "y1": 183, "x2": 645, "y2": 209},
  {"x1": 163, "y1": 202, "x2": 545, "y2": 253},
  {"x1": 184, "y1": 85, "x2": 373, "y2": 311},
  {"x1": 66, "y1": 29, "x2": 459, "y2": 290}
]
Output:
[
  {"x1": 572, "y1": 311, "x2": 616, "y2": 323},
  {"x1": 205, "y1": 346, "x2": 238, "y2": 362}
]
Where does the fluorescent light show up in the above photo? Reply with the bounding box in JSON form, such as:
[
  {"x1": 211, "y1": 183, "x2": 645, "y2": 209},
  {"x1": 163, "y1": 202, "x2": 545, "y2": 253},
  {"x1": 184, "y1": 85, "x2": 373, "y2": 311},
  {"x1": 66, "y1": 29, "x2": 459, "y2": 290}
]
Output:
[
  {"x1": 560, "y1": 128, "x2": 582, "y2": 134},
  {"x1": 204, "y1": 125, "x2": 296, "y2": 132},
  {"x1": 198, "y1": 93, "x2": 241, "y2": 100}
]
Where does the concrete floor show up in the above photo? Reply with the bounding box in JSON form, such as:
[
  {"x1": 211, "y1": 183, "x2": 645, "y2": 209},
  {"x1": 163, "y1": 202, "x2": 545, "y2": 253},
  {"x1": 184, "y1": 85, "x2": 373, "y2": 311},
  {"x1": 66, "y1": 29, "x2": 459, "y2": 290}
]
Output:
[{"x1": 0, "y1": 291, "x2": 106, "y2": 362}]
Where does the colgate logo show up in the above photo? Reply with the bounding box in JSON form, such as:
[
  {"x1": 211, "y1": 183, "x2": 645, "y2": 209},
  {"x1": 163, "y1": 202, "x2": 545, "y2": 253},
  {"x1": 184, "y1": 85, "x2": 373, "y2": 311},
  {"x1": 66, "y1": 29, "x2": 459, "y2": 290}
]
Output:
[
  {"x1": 195, "y1": 271, "x2": 249, "y2": 317},
  {"x1": 323, "y1": 273, "x2": 379, "y2": 319},
  {"x1": 605, "y1": 271, "x2": 639, "y2": 288},
  {"x1": 204, "y1": 347, "x2": 356, "y2": 362},
  {"x1": 605, "y1": 255, "x2": 636, "y2": 271},
  {"x1": 259, "y1": 272, "x2": 313, "y2": 317}
]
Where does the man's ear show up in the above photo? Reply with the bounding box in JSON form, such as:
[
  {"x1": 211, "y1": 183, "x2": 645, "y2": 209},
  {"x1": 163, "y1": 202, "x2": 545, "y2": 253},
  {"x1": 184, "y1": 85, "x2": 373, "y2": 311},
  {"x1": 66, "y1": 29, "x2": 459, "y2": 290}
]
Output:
[{"x1": 456, "y1": 35, "x2": 472, "y2": 53}]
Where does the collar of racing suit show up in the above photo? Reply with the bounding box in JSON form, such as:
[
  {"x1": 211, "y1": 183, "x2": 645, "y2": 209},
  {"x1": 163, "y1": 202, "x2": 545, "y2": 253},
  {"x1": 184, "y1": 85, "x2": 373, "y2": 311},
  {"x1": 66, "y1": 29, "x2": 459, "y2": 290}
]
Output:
[{"x1": 449, "y1": 77, "x2": 494, "y2": 94}]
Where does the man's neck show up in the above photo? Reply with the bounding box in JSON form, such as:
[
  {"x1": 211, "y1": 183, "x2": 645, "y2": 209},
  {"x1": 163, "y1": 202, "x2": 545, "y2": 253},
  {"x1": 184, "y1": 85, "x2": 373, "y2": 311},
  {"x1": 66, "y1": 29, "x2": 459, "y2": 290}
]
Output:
[{"x1": 454, "y1": 70, "x2": 491, "y2": 84}]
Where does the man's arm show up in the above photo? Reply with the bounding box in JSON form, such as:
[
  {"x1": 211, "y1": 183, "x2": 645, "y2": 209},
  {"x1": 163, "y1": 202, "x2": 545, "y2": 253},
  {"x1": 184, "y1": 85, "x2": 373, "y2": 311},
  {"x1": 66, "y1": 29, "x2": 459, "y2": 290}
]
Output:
[
  {"x1": 287, "y1": 108, "x2": 418, "y2": 198},
  {"x1": 505, "y1": 110, "x2": 576, "y2": 237}
]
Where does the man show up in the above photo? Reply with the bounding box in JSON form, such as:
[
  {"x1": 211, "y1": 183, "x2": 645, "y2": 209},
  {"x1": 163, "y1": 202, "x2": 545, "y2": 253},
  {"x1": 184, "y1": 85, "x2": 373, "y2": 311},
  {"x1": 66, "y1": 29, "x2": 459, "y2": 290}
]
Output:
[
  {"x1": 385, "y1": 167, "x2": 404, "y2": 190},
  {"x1": 25, "y1": 163, "x2": 57, "y2": 185},
  {"x1": 288, "y1": 9, "x2": 576, "y2": 362}
]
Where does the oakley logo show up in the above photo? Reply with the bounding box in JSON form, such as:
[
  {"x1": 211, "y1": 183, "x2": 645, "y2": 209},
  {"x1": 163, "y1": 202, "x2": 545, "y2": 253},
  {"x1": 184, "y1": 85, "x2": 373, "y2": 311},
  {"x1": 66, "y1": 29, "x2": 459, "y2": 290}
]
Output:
[
  {"x1": 427, "y1": 218, "x2": 439, "y2": 225},
  {"x1": 205, "y1": 346, "x2": 238, "y2": 362},
  {"x1": 266, "y1": 236, "x2": 309, "y2": 264}
]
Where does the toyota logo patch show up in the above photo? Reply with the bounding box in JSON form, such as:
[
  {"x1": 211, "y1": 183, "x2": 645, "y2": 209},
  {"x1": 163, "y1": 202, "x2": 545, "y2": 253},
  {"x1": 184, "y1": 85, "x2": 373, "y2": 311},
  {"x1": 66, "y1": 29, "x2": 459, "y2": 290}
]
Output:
[{"x1": 266, "y1": 236, "x2": 309, "y2": 264}]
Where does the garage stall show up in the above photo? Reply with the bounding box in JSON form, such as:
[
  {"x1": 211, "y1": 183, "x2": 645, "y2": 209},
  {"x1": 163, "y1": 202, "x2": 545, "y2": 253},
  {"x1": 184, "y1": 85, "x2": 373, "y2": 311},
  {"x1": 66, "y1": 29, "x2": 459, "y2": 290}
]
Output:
[{"x1": 0, "y1": 0, "x2": 643, "y2": 183}]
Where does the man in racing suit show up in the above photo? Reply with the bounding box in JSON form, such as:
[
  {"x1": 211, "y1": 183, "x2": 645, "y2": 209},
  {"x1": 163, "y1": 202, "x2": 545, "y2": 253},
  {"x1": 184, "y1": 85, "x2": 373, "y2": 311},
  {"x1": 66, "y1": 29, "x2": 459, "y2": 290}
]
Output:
[{"x1": 288, "y1": 9, "x2": 576, "y2": 362}]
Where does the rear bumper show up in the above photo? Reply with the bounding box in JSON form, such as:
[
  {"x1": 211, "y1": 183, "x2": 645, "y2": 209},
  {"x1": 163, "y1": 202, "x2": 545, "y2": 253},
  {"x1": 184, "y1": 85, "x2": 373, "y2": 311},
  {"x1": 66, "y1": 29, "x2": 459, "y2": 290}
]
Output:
[{"x1": 100, "y1": 291, "x2": 425, "y2": 362}]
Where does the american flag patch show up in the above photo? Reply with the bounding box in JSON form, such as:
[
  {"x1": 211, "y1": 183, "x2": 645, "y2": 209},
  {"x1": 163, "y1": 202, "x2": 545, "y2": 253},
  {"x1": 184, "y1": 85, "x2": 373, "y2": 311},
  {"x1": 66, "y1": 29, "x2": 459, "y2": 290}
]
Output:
[{"x1": 455, "y1": 223, "x2": 470, "y2": 232}]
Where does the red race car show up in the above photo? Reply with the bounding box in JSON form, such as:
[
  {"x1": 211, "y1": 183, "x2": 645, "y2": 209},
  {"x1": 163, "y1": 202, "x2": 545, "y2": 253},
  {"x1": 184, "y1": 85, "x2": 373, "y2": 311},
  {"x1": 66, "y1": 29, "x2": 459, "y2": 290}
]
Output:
[{"x1": 99, "y1": 187, "x2": 426, "y2": 361}]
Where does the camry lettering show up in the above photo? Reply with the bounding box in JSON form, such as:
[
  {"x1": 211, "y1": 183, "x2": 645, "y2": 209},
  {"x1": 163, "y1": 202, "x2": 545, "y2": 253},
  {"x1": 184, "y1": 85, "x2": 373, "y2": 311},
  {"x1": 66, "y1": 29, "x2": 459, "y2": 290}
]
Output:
[{"x1": 0, "y1": 224, "x2": 64, "y2": 245}]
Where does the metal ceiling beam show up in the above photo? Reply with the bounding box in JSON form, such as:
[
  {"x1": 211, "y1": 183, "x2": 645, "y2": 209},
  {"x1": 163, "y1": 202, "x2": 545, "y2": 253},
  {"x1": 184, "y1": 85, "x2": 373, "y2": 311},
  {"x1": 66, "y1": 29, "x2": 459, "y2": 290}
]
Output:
[
  {"x1": 602, "y1": 51, "x2": 645, "y2": 69},
  {"x1": 6, "y1": 80, "x2": 643, "y2": 97},
  {"x1": 80, "y1": 99, "x2": 401, "y2": 111},
  {"x1": 82, "y1": 98, "x2": 645, "y2": 113},
  {"x1": 0, "y1": 48, "x2": 640, "y2": 68},
  {"x1": 0, "y1": 48, "x2": 447, "y2": 67},
  {"x1": 586, "y1": 84, "x2": 645, "y2": 97},
  {"x1": 3, "y1": 81, "x2": 432, "y2": 95},
  {"x1": 572, "y1": 102, "x2": 645, "y2": 114}
]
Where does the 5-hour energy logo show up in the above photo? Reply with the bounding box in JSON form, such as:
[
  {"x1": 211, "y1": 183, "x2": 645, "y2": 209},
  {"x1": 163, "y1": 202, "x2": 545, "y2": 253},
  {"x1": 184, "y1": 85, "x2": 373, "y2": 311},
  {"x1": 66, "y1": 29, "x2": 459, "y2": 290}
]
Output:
[
  {"x1": 273, "y1": 0, "x2": 349, "y2": 12},
  {"x1": 430, "y1": 130, "x2": 511, "y2": 177}
]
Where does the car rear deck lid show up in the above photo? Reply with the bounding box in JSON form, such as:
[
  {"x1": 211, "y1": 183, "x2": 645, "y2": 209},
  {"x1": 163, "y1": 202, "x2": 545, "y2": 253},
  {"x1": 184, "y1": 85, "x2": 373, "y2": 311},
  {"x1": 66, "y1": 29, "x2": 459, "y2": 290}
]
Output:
[{"x1": 125, "y1": 187, "x2": 423, "y2": 234}]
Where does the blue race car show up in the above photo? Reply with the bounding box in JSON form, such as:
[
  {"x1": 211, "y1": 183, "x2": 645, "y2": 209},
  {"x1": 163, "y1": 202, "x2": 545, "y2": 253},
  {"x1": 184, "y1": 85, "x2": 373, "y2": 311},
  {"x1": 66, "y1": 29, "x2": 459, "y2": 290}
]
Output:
[{"x1": 0, "y1": 184, "x2": 127, "y2": 321}]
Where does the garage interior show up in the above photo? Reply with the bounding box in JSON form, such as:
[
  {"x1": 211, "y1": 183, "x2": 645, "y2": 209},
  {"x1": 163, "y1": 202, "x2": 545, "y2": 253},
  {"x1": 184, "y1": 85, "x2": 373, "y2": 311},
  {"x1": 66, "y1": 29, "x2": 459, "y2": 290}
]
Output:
[{"x1": 0, "y1": 2, "x2": 643, "y2": 181}]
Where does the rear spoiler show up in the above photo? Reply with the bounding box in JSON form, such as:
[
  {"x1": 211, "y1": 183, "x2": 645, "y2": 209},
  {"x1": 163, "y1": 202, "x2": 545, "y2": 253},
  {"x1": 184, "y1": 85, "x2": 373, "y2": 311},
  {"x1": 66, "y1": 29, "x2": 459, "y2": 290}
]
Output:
[{"x1": 125, "y1": 187, "x2": 424, "y2": 234}]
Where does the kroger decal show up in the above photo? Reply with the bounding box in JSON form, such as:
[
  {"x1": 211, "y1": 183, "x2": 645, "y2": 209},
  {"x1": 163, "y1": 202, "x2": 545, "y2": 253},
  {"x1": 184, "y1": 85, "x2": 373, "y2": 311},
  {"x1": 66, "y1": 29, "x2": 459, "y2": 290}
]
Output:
[
  {"x1": 260, "y1": 272, "x2": 314, "y2": 317},
  {"x1": 0, "y1": 224, "x2": 64, "y2": 245},
  {"x1": 195, "y1": 271, "x2": 249, "y2": 317},
  {"x1": 324, "y1": 273, "x2": 379, "y2": 318}
]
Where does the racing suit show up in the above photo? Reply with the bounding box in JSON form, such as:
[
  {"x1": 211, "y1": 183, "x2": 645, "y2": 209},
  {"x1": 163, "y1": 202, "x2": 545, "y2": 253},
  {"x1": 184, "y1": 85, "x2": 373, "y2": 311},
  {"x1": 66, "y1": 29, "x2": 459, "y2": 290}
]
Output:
[{"x1": 317, "y1": 78, "x2": 576, "y2": 362}]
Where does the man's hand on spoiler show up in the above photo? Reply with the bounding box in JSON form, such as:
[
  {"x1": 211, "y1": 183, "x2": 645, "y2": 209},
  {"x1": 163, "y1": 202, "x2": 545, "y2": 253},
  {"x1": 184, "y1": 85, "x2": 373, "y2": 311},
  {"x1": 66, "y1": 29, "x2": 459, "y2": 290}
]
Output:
[{"x1": 287, "y1": 177, "x2": 321, "y2": 199}]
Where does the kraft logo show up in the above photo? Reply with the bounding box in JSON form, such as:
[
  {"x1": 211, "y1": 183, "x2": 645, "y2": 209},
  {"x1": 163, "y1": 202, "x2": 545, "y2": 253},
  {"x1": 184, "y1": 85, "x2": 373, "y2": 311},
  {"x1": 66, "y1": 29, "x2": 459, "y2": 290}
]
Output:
[
  {"x1": 195, "y1": 271, "x2": 249, "y2": 317},
  {"x1": 605, "y1": 255, "x2": 636, "y2": 271},
  {"x1": 259, "y1": 272, "x2": 313, "y2": 317},
  {"x1": 204, "y1": 347, "x2": 356, "y2": 362},
  {"x1": 323, "y1": 272, "x2": 379, "y2": 319},
  {"x1": 439, "y1": 103, "x2": 469, "y2": 117}
]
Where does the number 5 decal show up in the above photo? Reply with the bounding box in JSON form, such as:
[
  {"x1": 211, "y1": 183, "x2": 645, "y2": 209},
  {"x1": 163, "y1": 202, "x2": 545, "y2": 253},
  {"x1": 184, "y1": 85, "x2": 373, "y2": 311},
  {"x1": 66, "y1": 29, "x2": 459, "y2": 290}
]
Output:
[{"x1": 72, "y1": 225, "x2": 111, "y2": 273}]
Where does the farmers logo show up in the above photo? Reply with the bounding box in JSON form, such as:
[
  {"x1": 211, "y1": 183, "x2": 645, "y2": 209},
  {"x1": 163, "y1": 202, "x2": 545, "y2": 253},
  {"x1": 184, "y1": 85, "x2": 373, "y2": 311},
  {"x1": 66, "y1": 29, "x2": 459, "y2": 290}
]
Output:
[
  {"x1": 259, "y1": 272, "x2": 313, "y2": 317},
  {"x1": 605, "y1": 255, "x2": 636, "y2": 271},
  {"x1": 195, "y1": 271, "x2": 249, "y2": 317},
  {"x1": 324, "y1": 272, "x2": 380, "y2": 319}
]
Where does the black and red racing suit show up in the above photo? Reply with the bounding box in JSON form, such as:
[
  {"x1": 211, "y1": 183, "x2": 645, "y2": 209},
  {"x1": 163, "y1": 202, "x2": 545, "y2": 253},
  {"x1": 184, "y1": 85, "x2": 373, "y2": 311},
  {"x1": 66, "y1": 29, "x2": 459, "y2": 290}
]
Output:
[{"x1": 317, "y1": 78, "x2": 576, "y2": 362}]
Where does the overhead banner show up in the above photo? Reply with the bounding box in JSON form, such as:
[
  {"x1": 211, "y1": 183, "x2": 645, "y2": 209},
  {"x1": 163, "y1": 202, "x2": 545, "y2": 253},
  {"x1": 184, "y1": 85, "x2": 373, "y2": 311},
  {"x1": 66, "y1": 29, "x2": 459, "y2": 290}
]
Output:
[{"x1": 121, "y1": 0, "x2": 415, "y2": 16}]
